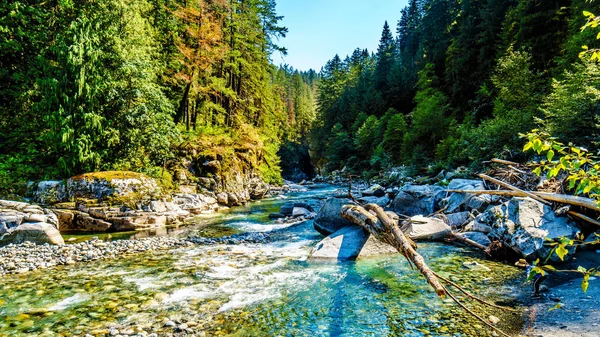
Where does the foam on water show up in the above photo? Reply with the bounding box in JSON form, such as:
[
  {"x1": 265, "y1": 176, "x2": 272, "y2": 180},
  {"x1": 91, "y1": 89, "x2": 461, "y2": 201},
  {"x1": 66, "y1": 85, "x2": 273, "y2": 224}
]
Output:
[
  {"x1": 162, "y1": 286, "x2": 213, "y2": 304},
  {"x1": 124, "y1": 276, "x2": 161, "y2": 291},
  {"x1": 48, "y1": 293, "x2": 90, "y2": 311}
]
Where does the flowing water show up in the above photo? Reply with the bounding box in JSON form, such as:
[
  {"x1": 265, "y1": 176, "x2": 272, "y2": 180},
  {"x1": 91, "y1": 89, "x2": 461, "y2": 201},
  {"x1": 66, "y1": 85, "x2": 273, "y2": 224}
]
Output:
[{"x1": 0, "y1": 185, "x2": 527, "y2": 336}]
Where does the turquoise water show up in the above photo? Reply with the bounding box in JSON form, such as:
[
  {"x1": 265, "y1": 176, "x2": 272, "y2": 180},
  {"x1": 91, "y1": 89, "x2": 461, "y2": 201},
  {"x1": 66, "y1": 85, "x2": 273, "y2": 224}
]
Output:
[{"x1": 0, "y1": 185, "x2": 526, "y2": 336}]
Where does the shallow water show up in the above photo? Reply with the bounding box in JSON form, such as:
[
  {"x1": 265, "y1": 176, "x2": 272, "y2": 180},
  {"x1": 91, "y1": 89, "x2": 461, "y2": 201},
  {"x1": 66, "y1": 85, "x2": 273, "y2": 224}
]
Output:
[{"x1": 0, "y1": 185, "x2": 526, "y2": 336}]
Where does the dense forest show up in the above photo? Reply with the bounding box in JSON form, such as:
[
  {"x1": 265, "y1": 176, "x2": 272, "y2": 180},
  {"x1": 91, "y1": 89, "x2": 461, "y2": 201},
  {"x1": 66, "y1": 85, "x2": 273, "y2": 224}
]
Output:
[
  {"x1": 0, "y1": 0, "x2": 317, "y2": 195},
  {"x1": 2, "y1": 0, "x2": 600, "y2": 194},
  {"x1": 312, "y1": 0, "x2": 600, "y2": 177}
]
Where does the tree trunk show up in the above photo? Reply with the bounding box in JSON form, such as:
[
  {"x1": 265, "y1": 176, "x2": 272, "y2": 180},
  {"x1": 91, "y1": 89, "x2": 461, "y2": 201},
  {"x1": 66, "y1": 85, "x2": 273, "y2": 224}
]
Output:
[{"x1": 341, "y1": 204, "x2": 446, "y2": 297}]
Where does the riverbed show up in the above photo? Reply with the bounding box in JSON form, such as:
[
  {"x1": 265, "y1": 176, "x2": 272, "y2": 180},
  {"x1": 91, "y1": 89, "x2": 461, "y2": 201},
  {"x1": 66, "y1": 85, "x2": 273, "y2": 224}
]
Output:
[{"x1": 0, "y1": 185, "x2": 527, "y2": 336}]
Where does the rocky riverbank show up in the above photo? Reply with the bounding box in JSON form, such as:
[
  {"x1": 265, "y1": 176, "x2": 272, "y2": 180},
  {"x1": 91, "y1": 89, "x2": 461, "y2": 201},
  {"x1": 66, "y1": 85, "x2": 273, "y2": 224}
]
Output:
[{"x1": 0, "y1": 237, "x2": 192, "y2": 275}]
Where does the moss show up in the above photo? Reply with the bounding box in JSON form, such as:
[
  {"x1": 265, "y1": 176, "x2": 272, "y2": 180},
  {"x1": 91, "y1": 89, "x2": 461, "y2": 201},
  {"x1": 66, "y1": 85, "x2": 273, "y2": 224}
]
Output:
[{"x1": 70, "y1": 171, "x2": 148, "y2": 182}]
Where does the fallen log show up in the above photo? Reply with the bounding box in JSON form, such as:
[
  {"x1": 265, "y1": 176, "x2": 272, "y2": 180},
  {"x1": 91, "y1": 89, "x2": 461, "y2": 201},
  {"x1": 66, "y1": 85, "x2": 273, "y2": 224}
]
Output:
[
  {"x1": 341, "y1": 204, "x2": 446, "y2": 297},
  {"x1": 447, "y1": 189, "x2": 600, "y2": 212},
  {"x1": 451, "y1": 233, "x2": 488, "y2": 251},
  {"x1": 490, "y1": 158, "x2": 521, "y2": 167},
  {"x1": 478, "y1": 174, "x2": 551, "y2": 205}
]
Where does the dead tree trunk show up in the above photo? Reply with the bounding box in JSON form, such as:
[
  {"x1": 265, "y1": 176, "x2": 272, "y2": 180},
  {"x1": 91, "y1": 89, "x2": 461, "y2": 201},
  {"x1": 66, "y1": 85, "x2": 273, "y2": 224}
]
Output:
[{"x1": 341, "y1": 204, "x2": 446, "y2": 297}]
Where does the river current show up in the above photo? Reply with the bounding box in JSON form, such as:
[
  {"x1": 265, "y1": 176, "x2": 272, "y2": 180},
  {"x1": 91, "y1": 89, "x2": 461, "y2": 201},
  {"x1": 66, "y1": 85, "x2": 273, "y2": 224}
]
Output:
[{"x1": 0, "y1": 184, "x2": 526, "y2": 336}]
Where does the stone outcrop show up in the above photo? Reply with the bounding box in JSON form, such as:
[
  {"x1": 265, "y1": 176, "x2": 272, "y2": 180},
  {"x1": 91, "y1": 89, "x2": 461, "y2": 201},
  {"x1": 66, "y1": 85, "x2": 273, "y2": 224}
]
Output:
[
  {"x1": 475, "y1": 197, "x2": 579, "y2": 261},
  {"x1": 392, "y1": 184, "x2": 445, "y2": 216},
  {"x1": 442, "y1": 179, "x2": 493, "y2": 213},
  {"x1": 313, "y1": 198, "x2": 355, "y2": 236},
  {"x1": 308, "y1": 225, "x2": 397, "y2": 260},
  {"x1": 0, "y1": 200, "x2": 64, "y2": 246},
  {"x1": 30, "y1": 171, "x2": 163, "y2": 205}
]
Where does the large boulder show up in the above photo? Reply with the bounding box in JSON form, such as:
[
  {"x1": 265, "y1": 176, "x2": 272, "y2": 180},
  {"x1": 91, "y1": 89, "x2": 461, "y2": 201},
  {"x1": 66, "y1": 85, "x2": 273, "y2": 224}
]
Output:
[
  {"x1": 404, "y1": 216, "x2": 452, "y2": 241},
  {"x1": 308, "y1": 225, "x2": 397, "y2": 260},
  {"x1": 66, "y1": 171, "x2": 162, "y2": 202},
  {"x1": 313, "y1": 198, "x2": 355, "y2": 236},
  {"x1": 478, "y1": 197, "x2": 580, "y2": 261},
  {"x1": 32, "y1": 180, "x2": 67, "y2": 205},
  {"x1": 392, "y1": 185, "x2": 445, "y2": 216},
  {"x1": 0, "y1": 222, "x2": 64, "y2": 245},
  {"x1": 443, "y1": 179, "x2": 490, "y2": 213}
]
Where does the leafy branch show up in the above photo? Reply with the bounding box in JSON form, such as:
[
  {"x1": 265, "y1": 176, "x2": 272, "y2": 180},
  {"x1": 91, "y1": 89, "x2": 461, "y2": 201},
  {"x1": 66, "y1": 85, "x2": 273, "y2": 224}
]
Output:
[{"x1": 521, "y1": 130, "x2": 600, "y2": 205}]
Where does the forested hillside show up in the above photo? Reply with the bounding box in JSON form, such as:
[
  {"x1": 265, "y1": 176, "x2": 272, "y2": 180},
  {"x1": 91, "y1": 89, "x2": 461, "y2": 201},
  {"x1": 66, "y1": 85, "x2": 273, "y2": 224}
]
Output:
[
  {"x1": 311, "y1": 0, "x2": 600, "y2": 177},
  {"x1": 0, "y1": 0, "x2": 317, "y2": 195}
]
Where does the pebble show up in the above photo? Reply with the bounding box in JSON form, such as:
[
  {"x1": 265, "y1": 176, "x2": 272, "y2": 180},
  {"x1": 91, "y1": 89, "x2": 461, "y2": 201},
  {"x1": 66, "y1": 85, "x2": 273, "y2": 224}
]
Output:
[{"x1": 0, "y1": 237, "x2": 193, "y2": 276}]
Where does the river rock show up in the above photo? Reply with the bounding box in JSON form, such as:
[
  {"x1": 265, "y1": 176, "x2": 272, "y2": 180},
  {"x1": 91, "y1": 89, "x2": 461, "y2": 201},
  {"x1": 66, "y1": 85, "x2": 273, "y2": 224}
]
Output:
[
  {"x1": 308, "y1": 225, "x2": 397, "y2": 260},
  {"x1": 362, "y1": 184, "x2": 386, "y2": 197},
  {"x1": 313, "y1": 198, "x2": 355, "y2": 236},
  {"x1": 443, "y1": 179, "x2": 487, "y2": 213},
  {"x1": 461, "y1": 232, "x2": 492, "y2": 247},
  {"x1": 392, "y1": 184, "x2": 444, "y2": 216},
  {"x1": 292, "y1": 207, "x2": 314, "y2": 218},
  {"x1": 0, "y1": 222, "x2": 64, "y2": 245},
  {"x1": 279, "y1": 202, "x2": 295, "y2": 216},
  {"x1": 216, "y1": 193, "x2": 228, "y2": 205},
  {"x1": 66, "y1": 171, "x2": 162, "y2": 202},
  {"x1": 479, "y1": 197, "x2": 580, "y2": 261},
  {"x1": 404, "y1": 215, "x2": 452, "y2": 241},
  {"x1": 445, "y1": 211, "x2": 472, "y2": 229},
  {"x1": 32, "y1": 180, "x2": 67, "y2": 205},
  {"x1": 358, "y1": 196, "x2": 390, "y2": 208}
]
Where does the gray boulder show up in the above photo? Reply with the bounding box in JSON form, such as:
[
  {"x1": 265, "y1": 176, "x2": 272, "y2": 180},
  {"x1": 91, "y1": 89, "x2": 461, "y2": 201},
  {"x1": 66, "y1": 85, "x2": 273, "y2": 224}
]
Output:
[
  {"x1": 358, "y1": 196, "x2": 391, "y2": 208},
  {"x1": 404, "y1": 216, "x2": 452, "y2": 241},
  {"x1": 392, "y1": 184, "x2": 445, "y2": 216},
  {"x1": 279, "y1": 202, "x2": 295, "y2": 216},
  {"x1": 308, "y1": 225, "x2": 397, "y2": 260},
  {"x1": 362, "y1": 184, "x2": 386, "y2": 197},
  {"x1": 444, "y1": 179, "x2": 489, "y2": 213},
  {"x1": 313, "y1": 198, "x2": 355, "y2": 236},
  {"x1": 0, "y1": 222, "x2": 64, "y2": 245},
  {"x1": 460, "y1": 232, "x2": 492, "y2": 247},
  {"x1": 32, "y1": 180, "x2": 67, "y2": 204},
  {"x1": 445, "y1": 211, "x2": 472, "y2": 229},
  {"x1": 479, "y1": 197, "x2": 579, "y2": 261}
]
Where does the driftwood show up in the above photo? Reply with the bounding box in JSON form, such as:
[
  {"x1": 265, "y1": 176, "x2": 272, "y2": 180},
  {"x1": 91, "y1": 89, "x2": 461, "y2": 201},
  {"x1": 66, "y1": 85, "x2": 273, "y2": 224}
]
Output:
[
  {"x1": 478, "y1": 174, "x2": 551, "y2": 205},
  {"x1": 475, "y1": 175, "x2": 600, "y2": 228},
  {"x1": 451, "y1": 233, "x2": 488, "y2": 251},
  {"x1": 490, "y1": 158, "x2": 521, "y2": 167},
  {"x1": 446, "y1": 189, "x2": 600, "y2": 212},
  {"x1": 341, "y1": 204, "x2": 446, "y2": 297},
  {"x1": 341, "y1": 203, "x2": 514, "y2": 337}
]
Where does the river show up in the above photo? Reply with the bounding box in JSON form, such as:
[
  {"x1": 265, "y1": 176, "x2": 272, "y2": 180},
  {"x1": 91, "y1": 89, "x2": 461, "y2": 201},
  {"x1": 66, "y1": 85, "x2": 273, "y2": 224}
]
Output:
[{"x1": 0, "y1": 184, "x2": 527, "y2": 336}]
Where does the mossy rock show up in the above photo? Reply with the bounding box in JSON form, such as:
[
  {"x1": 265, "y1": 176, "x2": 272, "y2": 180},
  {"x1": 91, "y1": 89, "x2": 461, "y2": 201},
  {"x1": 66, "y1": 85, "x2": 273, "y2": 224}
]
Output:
[{"x1": 66, "y1": 171, "x2": 164, "y2": 206}]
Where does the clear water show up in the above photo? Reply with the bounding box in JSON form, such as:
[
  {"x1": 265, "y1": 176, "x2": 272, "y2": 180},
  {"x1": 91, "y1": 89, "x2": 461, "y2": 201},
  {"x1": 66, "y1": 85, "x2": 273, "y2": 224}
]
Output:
[{"x1": 0, "y1": 185, "x2": 526, "y2": 336}]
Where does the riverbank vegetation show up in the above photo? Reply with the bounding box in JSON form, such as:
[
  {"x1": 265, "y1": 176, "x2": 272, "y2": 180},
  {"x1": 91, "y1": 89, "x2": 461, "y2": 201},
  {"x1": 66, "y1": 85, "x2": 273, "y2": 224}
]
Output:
[
  {"x1": 312, "y1": 0, "x2": 600, "y2": 178},
  {"x1": 0, "y1": 0, "x2": 317, "y2": 196}
]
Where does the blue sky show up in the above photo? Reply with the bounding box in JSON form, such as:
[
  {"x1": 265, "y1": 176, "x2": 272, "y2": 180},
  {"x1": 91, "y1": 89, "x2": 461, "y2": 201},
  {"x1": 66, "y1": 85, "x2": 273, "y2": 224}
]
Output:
[{"x1": 271, "y1": 0, "x2": 409, "y2": 71}]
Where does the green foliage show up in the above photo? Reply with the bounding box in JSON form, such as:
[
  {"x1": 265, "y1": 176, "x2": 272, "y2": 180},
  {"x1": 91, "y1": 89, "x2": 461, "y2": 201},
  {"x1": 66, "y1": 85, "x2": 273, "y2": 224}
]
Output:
[
  {"x1": 541, "y1": 61, "x2": 600, "y2": 149},
  {"x1": 523, "y1": 130, "x2": 600, "y2": 201}
]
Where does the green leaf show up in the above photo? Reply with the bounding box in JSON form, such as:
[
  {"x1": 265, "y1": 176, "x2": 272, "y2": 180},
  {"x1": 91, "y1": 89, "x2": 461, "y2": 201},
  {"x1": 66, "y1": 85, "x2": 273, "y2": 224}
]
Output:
[
  {"x1": 524, "y1": 142, "x2": 533, "y2": 152},
  {"x1": 533, "y1": 167, "x2": 542, "y2": 176},
  {"x1": 578, "y1": 266, "x2": 587, "y2": 273},
  {"x1": 583, "y1": 11, "x2": 594, "y2": 18},
  {"x1": 555, "y1": 245, "x2": 569, "y2": 261},
  {"x1": 548, "y1": 150, "x2": 555, "y2": 162},
  {"x1": 548, "y1": 303, "x2": 563, "y2": 312},
  {"x1": 582, "y1": 274, "x2": 590, "y2": 293}
]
